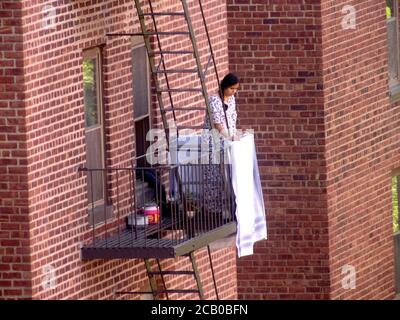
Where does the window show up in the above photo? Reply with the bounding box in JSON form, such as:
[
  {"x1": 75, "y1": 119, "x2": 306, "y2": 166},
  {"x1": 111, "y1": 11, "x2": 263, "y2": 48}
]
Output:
[
  {"x1": 83, "y1": 48, "x2": 110, "y2": 225},
  {"x1": 386, "y1": 0, "x2": 400, "y2": 95},
  {"x1": 132, "y1": 43, "x2": 151, "y2": 167}
]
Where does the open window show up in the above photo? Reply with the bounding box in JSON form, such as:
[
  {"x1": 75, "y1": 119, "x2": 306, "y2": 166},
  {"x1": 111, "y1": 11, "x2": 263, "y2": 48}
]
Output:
[{"x1": 132, "y1": 41, "x2": 151, "y2": 168}]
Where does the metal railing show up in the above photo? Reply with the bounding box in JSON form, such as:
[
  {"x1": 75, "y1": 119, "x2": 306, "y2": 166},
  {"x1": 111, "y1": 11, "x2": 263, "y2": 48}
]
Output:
[{"x1": 78, "y1": 161, "x2": 235, "y2": 249}]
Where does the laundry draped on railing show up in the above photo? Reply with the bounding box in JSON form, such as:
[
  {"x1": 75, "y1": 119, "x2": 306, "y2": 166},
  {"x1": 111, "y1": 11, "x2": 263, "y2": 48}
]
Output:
[{"x1": 230, "y1": 133, "x2": 267, "y2": 257}]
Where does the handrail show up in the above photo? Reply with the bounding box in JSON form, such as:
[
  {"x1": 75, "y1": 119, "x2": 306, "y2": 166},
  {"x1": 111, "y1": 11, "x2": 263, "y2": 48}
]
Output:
[{"x1": 79, "y1": 163, "x2": 235, "y2": 251}]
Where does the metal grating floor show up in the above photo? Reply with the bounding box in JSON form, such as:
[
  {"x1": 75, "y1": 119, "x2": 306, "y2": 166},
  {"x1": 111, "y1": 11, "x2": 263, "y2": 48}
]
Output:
[{"x1": 81, "y1": 219, "x2": 237, "y2": 260}]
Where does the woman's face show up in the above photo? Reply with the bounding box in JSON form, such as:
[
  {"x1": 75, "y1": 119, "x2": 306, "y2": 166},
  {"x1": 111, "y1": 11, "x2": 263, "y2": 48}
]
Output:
[{"x1": 224, "y1": 83, "x2": 240, "y2": 97}]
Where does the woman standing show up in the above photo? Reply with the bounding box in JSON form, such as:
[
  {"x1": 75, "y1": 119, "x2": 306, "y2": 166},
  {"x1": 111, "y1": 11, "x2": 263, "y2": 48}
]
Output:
[
  {"x1": 201, "y1": 73, "x2": 240, "y2": 216},
  {"x1": 204, "y1": 73, "x2": 240, "y2": 141}
]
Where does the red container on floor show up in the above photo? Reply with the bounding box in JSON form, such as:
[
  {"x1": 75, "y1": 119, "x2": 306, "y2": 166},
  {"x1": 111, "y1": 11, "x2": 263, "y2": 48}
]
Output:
[{"x1": 143, "y1": 205, "x2": 160, "y2": 224}]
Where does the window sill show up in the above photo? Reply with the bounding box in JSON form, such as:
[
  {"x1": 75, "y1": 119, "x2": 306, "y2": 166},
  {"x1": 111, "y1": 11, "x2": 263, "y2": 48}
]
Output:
[{"x1": 88, "y1": 205, "x2": 113, "y2": 227}]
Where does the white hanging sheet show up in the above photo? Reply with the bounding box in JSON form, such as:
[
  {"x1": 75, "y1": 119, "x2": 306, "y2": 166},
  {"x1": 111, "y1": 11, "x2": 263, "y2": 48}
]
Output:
[{"x1": 230, "y1": 133, "x2": 267, "y2": 257}]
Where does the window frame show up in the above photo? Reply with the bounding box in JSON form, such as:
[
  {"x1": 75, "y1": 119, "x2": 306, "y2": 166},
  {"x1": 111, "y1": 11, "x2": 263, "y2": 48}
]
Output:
[
  {"x1": 387, "y1": 0, "x2": 400, "y2": 100},
  {"x1": 132, "y1": 39, "x2": 152, "y2": 122},
  {"x1": 82, "y1": 47, "x2": 111, "y2": 226},
  {"x1": 132, "y1": 38, "x2": 152, "y2": 167}
]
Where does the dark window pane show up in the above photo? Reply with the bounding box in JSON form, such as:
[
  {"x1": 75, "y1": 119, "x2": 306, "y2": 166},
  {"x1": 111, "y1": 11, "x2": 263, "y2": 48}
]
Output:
[
  {"x1": 132, "y1": 46, "x2": 149, "y2": 119},
  {"x1": 83, "y1": 58, "x2": 99, "y2": 127},
  {"x1": 135, "y1": 117, "x2": 150, "y2": 167}
]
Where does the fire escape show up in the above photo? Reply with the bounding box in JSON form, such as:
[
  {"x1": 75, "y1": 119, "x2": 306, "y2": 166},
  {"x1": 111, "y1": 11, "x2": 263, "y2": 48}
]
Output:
[{"x1": 79, "y1": 0, "x2": 236, "y2": 300}]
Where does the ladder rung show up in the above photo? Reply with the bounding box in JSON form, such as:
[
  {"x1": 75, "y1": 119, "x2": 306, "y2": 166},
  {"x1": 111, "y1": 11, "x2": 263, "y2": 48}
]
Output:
[
  {"x1": 116, "y1": 289, "x2": 199, "y2": 294},
  {"x1": 163, "y1": 107, "x2": 206, "y2": 112},
  {"x1": 139, "y1": 12, "x2": 186, "y2": 17},
  {"x1": 155, "y1": 289, "x2": 200, "y2": 294},
  {"x1": 154, "y1": 69, "x2": 198, "y2": 74},
  {"x1": 107, "y1": 32, "x2": 189, "y2": 37},
  {"x1": 148, "y1": 270, "x2": 195, "y2": 276},
  {"x1": 115, "y1": 291, "x2": 153, "y2": 295},
  {"x1": 149, "y1": 50, "x2": 194, "y2": 56},
  {"x1": 134, "y1": 31, "x2": 190, "y2": 36},
  {"x1": 157, "y1": 88, "x2": 203, "y2": 93}
]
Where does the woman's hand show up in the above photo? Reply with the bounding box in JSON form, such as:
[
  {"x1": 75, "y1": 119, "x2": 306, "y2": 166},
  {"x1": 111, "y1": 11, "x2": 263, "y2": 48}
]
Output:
[{"x1": 233, "y1": 132, "x2": 241, "y2": 141}]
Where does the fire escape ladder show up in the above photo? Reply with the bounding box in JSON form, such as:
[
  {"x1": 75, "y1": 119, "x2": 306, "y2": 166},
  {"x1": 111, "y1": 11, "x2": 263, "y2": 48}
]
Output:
[
  {"x1": 144, "y1": 252, "x2": 205, "y2": 300},
  {"x1": 118, "y1": 0, "x2": 231, "y2": 141},
  {"x1": 116, "y1": 247, "x2": 220, "y2": 300},
  {"x1": 102, "y1": 0, "x2": 233, "y2": 299}
]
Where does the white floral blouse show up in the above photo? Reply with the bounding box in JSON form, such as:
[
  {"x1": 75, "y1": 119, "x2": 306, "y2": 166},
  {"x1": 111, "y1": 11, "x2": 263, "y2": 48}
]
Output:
[{"x1": 204, "y1": 95, "x2": 237, "y2": 137}]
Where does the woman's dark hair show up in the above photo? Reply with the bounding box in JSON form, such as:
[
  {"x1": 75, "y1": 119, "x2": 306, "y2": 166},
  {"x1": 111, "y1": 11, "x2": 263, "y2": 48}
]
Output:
[
  {"x1": 220, "y1": 73, "x2": 239, "y2": 110},
  {"x1": 220, "y1": 73, "x2": 239, "y2": 93}
]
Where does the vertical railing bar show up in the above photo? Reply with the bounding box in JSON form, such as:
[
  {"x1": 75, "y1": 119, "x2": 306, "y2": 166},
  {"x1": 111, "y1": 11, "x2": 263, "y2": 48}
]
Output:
[
  {"x1": 206, "y1": 159, "x2": 211, "y2": 233},
  {"x1": 178, "y1": 167, "x2": 182, "y2": 243},
  {"x1": 198, "y1": 162, "x2": 202, "y2": 235},
  {"x1": 194, "y1": 163, "x2": 199, "y2": 237},
  {"x1": 170, "y1": 167, "x2": 175, "y2": 246},
  {"x1": 160, "y1": 169, "x2": 164, "y2": 244},
  {"x1": 201, "y1": 160, "x2": 206, "y2": 234},
  {"x1": 210, "y1": 158, "x2": 215, "y2": 230},
  {"x1": 218, "y1": 158, "x2": 222, "y2": 228},
  {"x1": 220, "y1": 153, "x2": 225, "y2": 227},
  {"x1": 190, "y1": 164, "x2": 195, "y2": 238},
  {"x1": 183, "y1": 165, "x2": 188, "y2": 240},
  {"x1": 220, "y1": 145, "x2": 224, "y2": 227},
  {"x1": 225, "y1": 156, "x2": 229, "y2": 224},
  {"x1": 173, "y1": 180, "x2": 177, "y2": 246},
  {"x1": 116, "y1": 169, "x2": 121, "y2": 246},
  {"x1": 201, "y1": 163, "x2": 205, "y2": 235},
  {"x1": 128, "y1": 166, "x2": 134, "y2": 245},
  {"x1": 189, "y1": 165, "x2": 193, "y2": 239},
  {"x1": 103, "y1": 169, "x2": 108, "y2": 246},
  {"x1": 142, "y1": 168, "x2": 147, "y2": 247},
  {"x1": 188, "y1": 164, "x2": 192, "y2": 239},
  {"x1": 229, "y1": 163, "x2": 234, "y2": 223},
  {"x1": 89, "y1": 170, "x2": 95, "y2": 245},
  {"x1": 155, "y1": 168, "x2": 160, "y2": 245},
  {"x1": 216, "y1": 142, "x2": 226, "y2": 227},
  {"x1": 133, "y1": 164, "x2": 138, "y2": 240},
  {"x1": 105, "y1": 169, "x2": 109, "y2": 247},
  {"x1": 226, "y1": 159, "x2": 232, "y2": 224},
  {"x1": 187, "y1": 165, "x2": 191, "y2": 240},
  {"x1": 221, "y1": 148, "x2": 226, "y2": 227}
]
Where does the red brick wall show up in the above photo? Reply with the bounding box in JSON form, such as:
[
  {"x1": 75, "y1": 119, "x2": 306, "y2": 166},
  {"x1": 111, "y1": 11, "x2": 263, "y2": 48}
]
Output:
[
  {"x1": 227, "y1": 0, "x2": 330, "y2": 299},
  {"x1": 321, "y1": 0, "x2": 397, "y2": 299},
  {"x1": 0, "y1": 1, "x2": 33, "y2": 299},
  {"x1": 228, "y1": 0, "x2": 398, "y2": 300},
  {"x1": 0, "y1": 0, "x2": 236, "y2": 299}
]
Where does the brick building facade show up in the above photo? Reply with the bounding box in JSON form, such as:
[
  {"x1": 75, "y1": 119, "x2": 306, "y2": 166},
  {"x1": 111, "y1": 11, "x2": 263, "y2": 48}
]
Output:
[
  {"x1": 0, "y1": 0, "x2": 399, "y2": 300},
  {"x1": 228, "y1": 0, "x2": 398, "y2": 299}
]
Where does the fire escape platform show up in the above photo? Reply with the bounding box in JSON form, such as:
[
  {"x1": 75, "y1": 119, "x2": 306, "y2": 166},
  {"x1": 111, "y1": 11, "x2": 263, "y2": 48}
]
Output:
[{"x1": 81, "y1": 220, "x2": 237, "y2": 260}]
